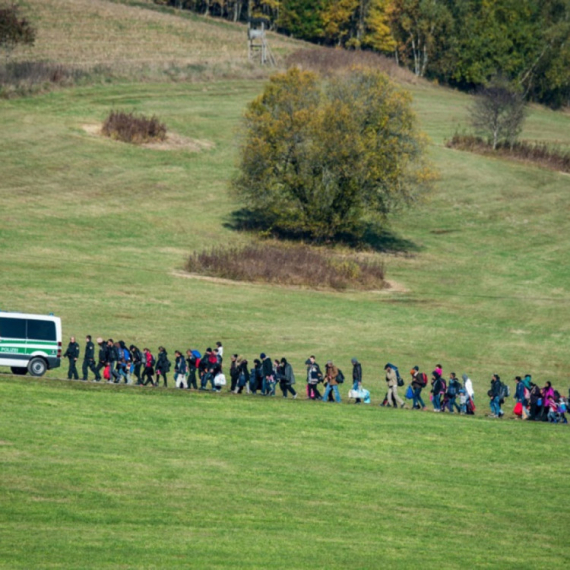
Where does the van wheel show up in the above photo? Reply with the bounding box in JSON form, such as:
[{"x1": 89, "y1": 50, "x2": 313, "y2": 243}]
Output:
[
  {"x1": 10, "y1": 367, "x2": 28, "y2": 376},
  {"x1": 28, "y1": 358, "x2": 47, "y2": 377}
]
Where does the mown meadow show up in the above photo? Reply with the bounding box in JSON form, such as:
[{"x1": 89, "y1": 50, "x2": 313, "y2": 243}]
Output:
[
  {"x1": 1, "y1": 377, "x2": 569, "y2": 569},
  {"x1": 1, "y1": 0, "x2": 570, "y2": 567}
]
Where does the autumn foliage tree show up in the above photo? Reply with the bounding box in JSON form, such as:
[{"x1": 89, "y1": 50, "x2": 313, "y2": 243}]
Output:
[
  {"x1": 233, "y1": 67, "x2": 435, "y2": 241},
  {"x1": 0, "y1": 2, "x2": 35, "y2": 61}
]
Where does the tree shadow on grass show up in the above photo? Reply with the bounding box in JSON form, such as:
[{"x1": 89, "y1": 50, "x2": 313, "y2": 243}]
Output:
[{"x1": 224, "y1": 209, "x2": 422, "y2": 255}]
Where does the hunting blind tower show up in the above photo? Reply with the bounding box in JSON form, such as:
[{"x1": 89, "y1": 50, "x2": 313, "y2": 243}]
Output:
[{"x1": 248, "y1": 18, "x2": 275, "y2": 66}]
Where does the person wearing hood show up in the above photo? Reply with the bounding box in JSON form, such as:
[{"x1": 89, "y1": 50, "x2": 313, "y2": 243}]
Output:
[
  {"x1": 323, "y1": 361, "x2": 341, "y2": 403},
  {"x1": 523, "y1": 374, "x2": 532, "y2": 391},
  {"x1": 155, "y1": 346, "x2": 170, "y2": 387}
]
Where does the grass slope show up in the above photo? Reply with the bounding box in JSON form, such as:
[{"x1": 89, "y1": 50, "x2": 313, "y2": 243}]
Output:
[
  {"x1": 14, "y1": 0, "x2": 299, "y2": 67},
  {"x1": 1, "y1": 378, "x2": 569, "y2": 569},
  {"x1": 1, "y1": 80, "x2": 569, "y2": 397}
]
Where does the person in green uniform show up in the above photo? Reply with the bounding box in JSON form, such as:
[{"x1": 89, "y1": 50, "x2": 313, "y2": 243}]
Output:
[
  {"x1": 82, "y1": 335, "x2": 100, "y2": 381},
  {"x1": 63, "y1": 336, "x2": 80, "y2": 380}
]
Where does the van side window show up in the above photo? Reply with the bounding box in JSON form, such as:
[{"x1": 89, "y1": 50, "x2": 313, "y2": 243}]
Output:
[
  {"x1": 27, "y1": 320, "x2": 56, "y2": 341},
  {"x1": 0, "y1": 318, "x2": 27, "y2": 339}
]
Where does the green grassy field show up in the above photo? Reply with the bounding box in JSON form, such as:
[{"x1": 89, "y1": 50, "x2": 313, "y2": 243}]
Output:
[
  {"x1": 1, "y1": 1, "x2": 570, "y2": 566},
  {"x1": 1, "y1": 377, "x2": 569, "y2": 569}
]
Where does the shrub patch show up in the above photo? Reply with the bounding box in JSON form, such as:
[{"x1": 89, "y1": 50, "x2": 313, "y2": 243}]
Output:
[{"x1": 185, "y1": 242, "x2": 386, "y2": 291}]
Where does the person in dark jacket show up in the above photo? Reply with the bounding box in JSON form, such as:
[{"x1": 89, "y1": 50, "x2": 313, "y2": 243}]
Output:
[
  {"x1": 130, "y1": 345, "x2": 143, "y2": 385},
  {"x1": 95, "y1": 338, "x2": 107, "y2": 382},
  {"x1": 352, "y1": 358, "x2": 362, "y2": 404},
  {"x1": 229, "y1": 354, "x2": 240, "y2": 392},
  {"x1": 529, "y1": 383, "x2": 541, "y2": 420},
  {"x1": 63, "y1": 336, "x2": 80, "y2": 380},
  {"x1": 174, "y1": 350, "x2": 187, "y2": 388},
  {"x1": 249, "y1": 359, "x2": 261, "y2": 394},
  {"x1": 260, "y1": 353, "x2": 273, "y2": 395},
  {"x1": 489, "y1": 374, "x2": 503, "y2": 418},
  {"x1": 446, "y1": 372, "x2": 461, "y2": 413},
  {"x1": 278, "y1": 357, "x2": 297, "y2": 398},
  {"x1": 106, "y1": 339, "x2": 120, "y2": 383},
  {"x1": 186, "y1": 350, "x2": 198, "y2": 390},
  {"x1": 155, "y1": 346, "x2": 170, "y2": 387},
  {"x1": 235, "y1": 358, "x2": 249, "y2": 394},
  {"x1": 81, "y1": 335, "x2": 99, "y2": 381},
  {"x1": 410, "y1": 366, "x2": 427, "y2": 410},
  {"x1": 431, "y1": 371, "x2": 444, "y2": 412}
]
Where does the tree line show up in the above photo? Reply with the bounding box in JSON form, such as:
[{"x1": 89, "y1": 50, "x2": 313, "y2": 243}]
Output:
[{"x1": 155, "y1": 0, "x2": 570, "y2": 108}]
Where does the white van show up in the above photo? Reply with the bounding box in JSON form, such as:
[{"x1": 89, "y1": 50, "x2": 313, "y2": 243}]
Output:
[{"x1": 0, "y1": 312, "x2": 62, "y2": 376}]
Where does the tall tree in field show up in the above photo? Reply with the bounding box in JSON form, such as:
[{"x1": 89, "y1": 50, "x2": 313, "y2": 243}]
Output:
[
  {"x1": 233, "y1": 67, "x2": 435, "y2": 241},
  {"x1": 470, "y1": 76, "x2": 526, "y2": 150},
  {"x1": 0, "y1": 2, "x2": 35, "y2": 61}
]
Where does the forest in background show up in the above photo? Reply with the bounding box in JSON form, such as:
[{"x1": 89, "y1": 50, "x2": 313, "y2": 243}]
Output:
[{"x1": 155, "y1": 0, "x2": 570, "y2": 107}]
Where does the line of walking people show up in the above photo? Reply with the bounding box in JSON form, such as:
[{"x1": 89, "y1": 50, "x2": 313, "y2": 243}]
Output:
[{"x1": 62, "y1": 336, "x2": 569, "y2": 422}]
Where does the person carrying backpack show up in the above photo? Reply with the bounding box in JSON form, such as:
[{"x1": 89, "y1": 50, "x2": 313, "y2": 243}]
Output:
[
  {"x1": 385, "y1": 363, "x2": 405, "y2": 409},
  {"x1": 410, "y1": 366, "x2": 427, "y2": 410},
  {"x1": 155, "y1": 346, "x2": 170, "y2": 388},
  {"x1": 323, "y1": 361, "x2": 341, "y2": 403},
  {"x1": 446, "y1": 372, "x2": 461, "y2": 413},
  {"x1": 185, "y1": 350, "x2": 198, "y2": 390},
  {"x1": 488, "y1": 374, "x2": 504, "y2": 418}
]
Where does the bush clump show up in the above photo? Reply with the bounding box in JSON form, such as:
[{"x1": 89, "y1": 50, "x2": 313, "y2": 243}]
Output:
[
  {"x1": 185, "y1": 243, "x2": 386, "y2": 291},
  {"x1": 102, "y1": 110, "x2": 167, "y2": 144},
  {"x1": 447, "y1": 133, "x2": 570, "y2": 173}
]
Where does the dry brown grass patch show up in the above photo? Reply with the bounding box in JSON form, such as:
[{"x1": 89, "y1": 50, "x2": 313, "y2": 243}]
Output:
[
  {"x1": 185, "y1": 242, "x2": 386, "y2": 291},
  {"x1": 102, "y1": 110, "x2": 167, "y2": 144}
]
